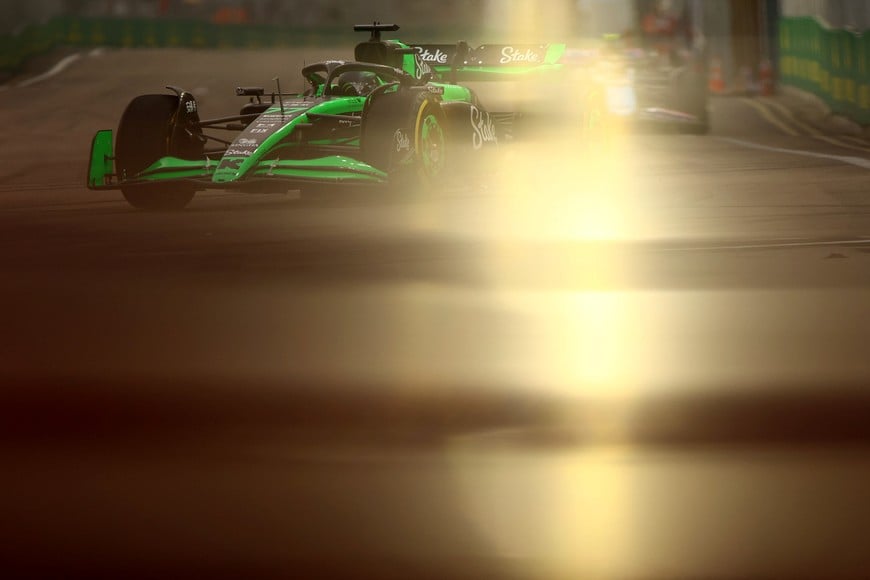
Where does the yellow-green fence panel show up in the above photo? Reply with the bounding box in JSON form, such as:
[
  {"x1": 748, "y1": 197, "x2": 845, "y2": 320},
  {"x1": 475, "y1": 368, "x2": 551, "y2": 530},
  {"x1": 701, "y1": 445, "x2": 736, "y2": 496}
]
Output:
[{"x1": 780, "y1": 16, "x2": 869, "y2": 125}]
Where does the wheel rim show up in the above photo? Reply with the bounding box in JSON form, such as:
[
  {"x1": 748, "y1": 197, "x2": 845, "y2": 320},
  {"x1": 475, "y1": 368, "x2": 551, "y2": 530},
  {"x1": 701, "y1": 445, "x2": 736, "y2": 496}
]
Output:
[
  {"x1": 417, "y1": 112, "x2": 445, "y2": 180},
  {"x1": 584, "y1": 89, "x2": 605, "y2": 130}
]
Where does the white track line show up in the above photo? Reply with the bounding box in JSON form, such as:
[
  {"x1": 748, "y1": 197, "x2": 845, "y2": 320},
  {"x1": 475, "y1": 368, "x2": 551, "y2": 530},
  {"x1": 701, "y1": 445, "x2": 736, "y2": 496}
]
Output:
[
  {"x1": 761, "y1": 98, "x2": 822, "y2": 136},
  {"x1": 17, "y1": 53, "x2": 81, "y2": 88},
  {"x1": 717, "y1": 136, "x2": 870, "y2": 170},
  {"x1": 813, "y1": 134, "x2": 870, "y2": 154},
  {"x1": 841, "y1": 135, "x2": 870, "y2": 147},
  {"x1": 741, "y1": 97, "x2": 800, "y2": 136},
  {"x1": 660, "y1": 238, "x2": 870, "y2": 253},
  {"x1": 752, "y1": 98, "x2": 870, "y2": 153}
]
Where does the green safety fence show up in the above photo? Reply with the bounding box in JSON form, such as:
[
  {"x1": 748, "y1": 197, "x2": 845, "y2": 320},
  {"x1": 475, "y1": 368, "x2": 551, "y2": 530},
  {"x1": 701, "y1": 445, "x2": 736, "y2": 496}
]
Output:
[
  {"x1": 780, "y1": 16, "x2": 870, "y2": 125},
  {"x1": 0, "y1": 16, "x2": 355, "y2": 76}
]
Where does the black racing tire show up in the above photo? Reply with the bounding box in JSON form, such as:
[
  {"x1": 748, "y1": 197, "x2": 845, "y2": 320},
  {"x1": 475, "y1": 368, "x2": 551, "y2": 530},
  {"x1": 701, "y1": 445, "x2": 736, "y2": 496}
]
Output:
[
  {"x1": 680, "y1": 93, "x2": 710, "y2": 135},
  {"x1": 676, "y1": 70, "x2": 711, "y2": 136},
  {"x1": 682, "y1": 118, "x2": 710, "y2": 135},
  {"x1": 677, "y1": 103, "x2": 710, "y2": 135},
  {"x1": 116, "y1": 94, "x2": 197, "y2": 210},
  {"x1": 361, "y1": 90, "x2": 447, "y2": 194}
]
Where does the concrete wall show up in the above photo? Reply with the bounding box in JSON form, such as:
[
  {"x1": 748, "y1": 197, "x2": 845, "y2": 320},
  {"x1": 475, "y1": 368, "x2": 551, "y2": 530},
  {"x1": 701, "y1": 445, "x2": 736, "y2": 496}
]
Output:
[
  {"x1": 1, "y1": 0, "x2": 486, "y2": 32},
  {"x1": 703, "y1": 1, "x2": 735, "y2": 75},
  {"x1": 2, "y1": 0, "x2": 64, "y2": 34}
]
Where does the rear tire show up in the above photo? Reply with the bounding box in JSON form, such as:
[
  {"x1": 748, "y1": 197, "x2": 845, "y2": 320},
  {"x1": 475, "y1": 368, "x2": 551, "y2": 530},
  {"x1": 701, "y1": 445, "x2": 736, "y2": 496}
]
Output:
[{"x1": 116, "y1": 94, "x2": 197, "y2": 210}]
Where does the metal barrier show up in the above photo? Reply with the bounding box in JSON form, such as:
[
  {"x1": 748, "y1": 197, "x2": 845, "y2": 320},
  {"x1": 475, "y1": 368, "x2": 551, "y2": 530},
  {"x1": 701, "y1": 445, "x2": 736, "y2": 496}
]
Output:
[
  {"x1": 0, "y1": 17, "x2": 355, "y2": 76},
  {"x1": 780, "y1": 16, "x2": 870, "y2": 124}
]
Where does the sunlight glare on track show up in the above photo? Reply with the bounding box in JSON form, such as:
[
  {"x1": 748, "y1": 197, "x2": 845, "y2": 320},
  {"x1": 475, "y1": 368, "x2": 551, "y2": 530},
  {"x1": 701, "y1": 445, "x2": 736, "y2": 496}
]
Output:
[
  {"x1": 474, "y1": 124, "x2": 653, "y2": 404},
  {"x1": 491, "y1": 0, "x2": 641, "y2": 242},
  {"x1": 491, "y1": 290, "x2": 651, "y2": 397},
  {"x1": 486, "y1": 127, "x2": 640, "y2": 242},
  {"x1": 447, "y1": 443, "x2": 636, "y2": 579}
]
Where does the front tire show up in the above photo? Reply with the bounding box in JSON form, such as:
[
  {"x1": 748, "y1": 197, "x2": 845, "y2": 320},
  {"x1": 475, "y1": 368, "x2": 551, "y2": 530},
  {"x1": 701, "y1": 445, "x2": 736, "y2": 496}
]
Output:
[
  {"x1": 361, "y1": 90, "x2": 447, "y2": 195},
  {"x1": 116, "y1": 94, "x2": 198, "y2": 210}
]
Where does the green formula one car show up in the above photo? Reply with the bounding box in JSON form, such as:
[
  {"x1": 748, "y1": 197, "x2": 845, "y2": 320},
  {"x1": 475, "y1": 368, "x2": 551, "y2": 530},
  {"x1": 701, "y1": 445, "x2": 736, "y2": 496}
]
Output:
[{"x1": 87, "y1": 23, "x2": 566, "y2": 210}]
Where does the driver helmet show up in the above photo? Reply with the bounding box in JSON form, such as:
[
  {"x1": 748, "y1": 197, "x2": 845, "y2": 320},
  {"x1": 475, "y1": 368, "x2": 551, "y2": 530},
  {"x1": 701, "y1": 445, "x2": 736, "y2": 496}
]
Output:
[{"x1": 335, "y1": 71, "x2": 380, "y2": 96}]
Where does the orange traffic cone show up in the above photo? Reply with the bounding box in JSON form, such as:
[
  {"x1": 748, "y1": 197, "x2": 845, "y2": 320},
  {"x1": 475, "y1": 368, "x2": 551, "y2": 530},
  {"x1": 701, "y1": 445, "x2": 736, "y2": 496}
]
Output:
[
  {"x1": 709, "y1": 57, "x2": 725, "y2": 94},
  {"x1": 759, "y1": 60, "x2": 775, "y2": 96}
]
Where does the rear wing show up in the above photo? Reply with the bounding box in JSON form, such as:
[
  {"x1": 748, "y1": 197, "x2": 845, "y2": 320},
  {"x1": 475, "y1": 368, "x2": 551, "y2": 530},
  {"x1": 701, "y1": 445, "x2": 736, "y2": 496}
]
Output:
[
  {"x1": 351, "y1": 23, "x2": 567, "y2": 81},
  {"x1": 410, "y1": 42, "x2": 567, "y2": 82}
]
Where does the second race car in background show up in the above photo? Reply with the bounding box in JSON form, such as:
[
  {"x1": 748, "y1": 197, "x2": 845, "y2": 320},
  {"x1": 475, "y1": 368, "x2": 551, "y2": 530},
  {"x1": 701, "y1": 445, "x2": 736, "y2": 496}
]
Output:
[
  {"x1": 567, "y1": 0, "x2": 710, "y2": 134},
  {"x1": 557, "y1": 32, "x2": 709, "y2": 135},
  {"x1": 409, "y1": 0, "x2": 709, "y2": 136}
]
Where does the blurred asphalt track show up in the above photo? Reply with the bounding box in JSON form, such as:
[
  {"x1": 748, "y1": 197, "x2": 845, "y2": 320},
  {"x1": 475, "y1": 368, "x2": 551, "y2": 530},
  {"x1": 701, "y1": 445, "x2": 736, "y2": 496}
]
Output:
[{"x1": 1, "y1": 48, "x2": 870, "y2": 579}]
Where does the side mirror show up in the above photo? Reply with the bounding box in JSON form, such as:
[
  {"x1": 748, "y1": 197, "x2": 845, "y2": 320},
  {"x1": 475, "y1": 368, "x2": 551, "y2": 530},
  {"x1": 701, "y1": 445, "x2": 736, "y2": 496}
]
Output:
[{"x1": 236, "y1": 87, "x2": 265, "y2": 97}]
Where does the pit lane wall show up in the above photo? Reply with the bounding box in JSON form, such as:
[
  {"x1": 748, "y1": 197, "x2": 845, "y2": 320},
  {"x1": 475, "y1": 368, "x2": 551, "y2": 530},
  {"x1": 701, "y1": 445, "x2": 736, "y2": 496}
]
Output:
[{"x1": 779, "y1": 16, "x2": 870, "y2": 125}]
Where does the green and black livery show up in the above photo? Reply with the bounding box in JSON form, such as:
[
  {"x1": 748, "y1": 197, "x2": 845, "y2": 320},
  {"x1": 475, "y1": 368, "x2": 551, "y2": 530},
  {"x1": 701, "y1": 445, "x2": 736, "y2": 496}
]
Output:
[{"x1": 87, "y1": 23, "x2": 562, "y2": 210}]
